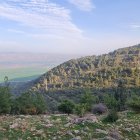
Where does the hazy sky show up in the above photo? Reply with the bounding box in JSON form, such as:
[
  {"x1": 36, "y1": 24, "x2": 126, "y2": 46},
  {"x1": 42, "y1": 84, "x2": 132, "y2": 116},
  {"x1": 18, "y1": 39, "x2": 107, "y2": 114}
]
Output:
[{"x1": 0, "y1": 0, "x2": 140, "y2": 55}]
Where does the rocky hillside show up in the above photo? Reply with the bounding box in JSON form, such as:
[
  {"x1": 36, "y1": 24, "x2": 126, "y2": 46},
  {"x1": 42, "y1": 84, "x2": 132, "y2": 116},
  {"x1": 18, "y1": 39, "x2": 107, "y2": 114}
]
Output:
[
  {"x1": 0, "y1": 111, "x2": 140, "y2": 139},
  {"x1": 30, "y1": 44, "x2": 140, "y2": 92}
]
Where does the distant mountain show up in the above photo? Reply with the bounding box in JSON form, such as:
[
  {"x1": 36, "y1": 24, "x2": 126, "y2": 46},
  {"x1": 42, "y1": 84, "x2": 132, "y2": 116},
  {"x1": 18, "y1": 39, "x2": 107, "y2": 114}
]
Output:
[{"x1": 29, "y1": 44, "x2": 140, "y2": 92}]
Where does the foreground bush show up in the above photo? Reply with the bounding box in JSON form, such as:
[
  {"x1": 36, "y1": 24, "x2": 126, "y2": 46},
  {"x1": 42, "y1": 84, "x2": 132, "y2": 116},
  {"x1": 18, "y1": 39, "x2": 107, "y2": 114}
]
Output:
[
  {"x1": 58, "y1": 100, "x2": 75, "y2": 115},
  {"x1": 103, "y1": 110, "x2": 118, "y2": 122},
  {"x1": 75, "y1": 104, "x2": 87, "y2": 117},
  {"x1": 104, "y1": 94, "x2": 118, "y2": 110},
  {"x1": 92, "y1": 103, "x2": 107, "y2": 115},
  {"x1": 0, "y1": 87, "x2": 11, "y2": 114},
  {"x1": 127, "y1": 94, "x2": 140, "y2": 113},
  {"x1": 12, "y1": 92, "x2": 47, "y2": 115},
  {"x1": 80, "y1": 90, "x2": 95, "y2": 111}
]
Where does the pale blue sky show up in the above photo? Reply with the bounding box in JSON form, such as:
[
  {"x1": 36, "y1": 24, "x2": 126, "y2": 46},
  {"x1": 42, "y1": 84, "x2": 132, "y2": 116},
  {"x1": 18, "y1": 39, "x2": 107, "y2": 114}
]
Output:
[{"x1": 0, "y1": 0, "x2": 140, "y2": 55}]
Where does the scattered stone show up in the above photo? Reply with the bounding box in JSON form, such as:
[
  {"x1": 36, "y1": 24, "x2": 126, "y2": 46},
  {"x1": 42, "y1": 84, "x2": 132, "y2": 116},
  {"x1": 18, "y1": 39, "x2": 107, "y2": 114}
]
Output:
[
  {"x1": 73, "y1": 130, "x2": 80, "y2": 134},
  {"x1": 64, "y1": 123, "x2": 72, "y2": 127},
  {"x1": 84, "y1": 126, "x2": 89, "y2": 131},
  {"x1": 55, "y1": 118, "x2": 61, "y2": 124},
  {"x1": 10, "y1": 123, "x2": 19, "y2": 129},
  {"x1": 30, "y1": 127, "x2": 36, "y2": 132},
  {"x1": 36, "y1": 129, "x2": 44, "y2": 135},
  {"x1": 71, "y1": 114, "x2": 98, "y2": 124},
  {"x1": 125, "y1": 128, "x2": 132, "y2": 132},
  {"x1": 71, "y1": 136, "x2": 81, "y2": 140},
  {"x1": 53, "y1": 136, "x2": 57, "y2": 140},
  {"x1": 99, "y1": 136, "x2": 116, "y2": 140},
  {"x1": 66, "y1": 131, "x2": 74, "y2": 137},
  {"x1": 96, "y1": 129, "x2": 108, "y2": 135},
  {"x1": 45, "y1": 124, "x2": 53, "y2": 127},
  {"x1": 85, "y1": 114, "x2": 98, "y2": 123},
  {"x1": 109, "y1": 130, "x2": 123, "y2": 140},
  {"x1": 45, "y1": 119, "x2": 51, "y2": 124}
]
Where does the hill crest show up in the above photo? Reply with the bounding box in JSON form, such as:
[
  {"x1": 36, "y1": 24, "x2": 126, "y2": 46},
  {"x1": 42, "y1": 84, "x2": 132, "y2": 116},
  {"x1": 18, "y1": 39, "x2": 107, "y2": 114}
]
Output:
[{"x1": 30, "y1": 44, "x2": 140, "y2": 92}]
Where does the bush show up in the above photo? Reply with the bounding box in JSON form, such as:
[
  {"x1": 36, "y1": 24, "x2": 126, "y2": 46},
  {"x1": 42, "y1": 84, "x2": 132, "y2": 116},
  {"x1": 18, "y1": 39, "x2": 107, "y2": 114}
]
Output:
[
  {"x1": 104, "y1": 110, "x2": 118, "y2": 122},
  {"x1": 11, "y1": 92, "x2": 47, "y2": 115},
  {"x1": 80, "y1": 90, "x2": 94, "y2": 111},
  {"x1": 75, "y1": 104, "x2": 86, "y2": 117},
  {"x1": 0, "y1": 87, "x2": 12, "y2": 114},
  {"x1": 58, "y1": 100, "x2": 75, "y2": 115},
  {"x1": 104, "y1": 94, "x2": 118, "y2": 110},
  {"x1": 92, "y1": 103, "x2": 107, "y2": 115},
  {"x1": 127, "y1": 94, "x2": 140, "y2": 113}
]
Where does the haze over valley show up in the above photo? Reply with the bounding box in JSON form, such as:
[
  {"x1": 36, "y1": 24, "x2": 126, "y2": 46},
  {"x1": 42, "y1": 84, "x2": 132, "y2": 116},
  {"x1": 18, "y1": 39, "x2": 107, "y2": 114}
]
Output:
[{"x1": 0, "y1": 52, "x2": 80, "y2": 82}]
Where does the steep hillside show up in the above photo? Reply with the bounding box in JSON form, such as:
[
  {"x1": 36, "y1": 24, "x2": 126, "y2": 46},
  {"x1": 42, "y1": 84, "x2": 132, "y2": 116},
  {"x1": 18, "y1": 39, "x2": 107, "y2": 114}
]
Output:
[{"x1": 30, "y1": 44, "x2": 140, "y2": 92}]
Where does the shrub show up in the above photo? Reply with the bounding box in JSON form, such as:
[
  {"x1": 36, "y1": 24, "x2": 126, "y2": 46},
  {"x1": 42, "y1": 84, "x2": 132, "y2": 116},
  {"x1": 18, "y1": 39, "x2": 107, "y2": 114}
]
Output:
[
  {"x1": 58, "y1": 100, "x2": 75, "y2": 115},
  {"x1": 11, "y1": 92, "x2": 47, "y2": 115},
  {"x1": 34, "y1": 93, "x2": 47, "y2": 114},
  {"x1": 0, "y1": 87, "x2": 12, "y2": 114},
  {"x1": 80, "y1": 90, "x2": 94, "y2": 111},
  {"x1": 114, "y1": 80, "x2": 127, "y2": 111},
  {"x1": 127, "y1": 94, "x2": 140, "y2": 113},
  {"x1": 104, "y1": 110, "x2": 118, "y2": 122},
  {"x1": 75, "y1": 104, "x2": 86, "y2": 117},
  {"x1": 104, "y1": 94, "x2": 118, "y2": 110},
  {"x1": 92, "y1": 103, "x2": 107, "y2": 115}
]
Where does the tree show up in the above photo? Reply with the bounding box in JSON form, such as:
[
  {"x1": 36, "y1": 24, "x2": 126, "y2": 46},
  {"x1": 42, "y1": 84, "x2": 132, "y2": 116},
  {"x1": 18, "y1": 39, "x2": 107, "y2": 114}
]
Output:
[
  {"x1": 115, "y1": 79, "x2": 127, "y2": 111},
  {"x1": 33, "y1": 92, "x2": 47, "y2": 114},
  {"x1": 75, "y1": 104, "x2": 86, "y2": 117},
  {"x1": 4, "y1": 76, "x2": 10, "y2": 87},
  {"x1": 12, "y1": 92, "x2": 47, "y2": 115},
  {"x1": 80, "y1": 90, "x2": 94, "y2": 111},
  {"x1": 103, "y1": 109, "x2": 118, "y2": 122},
  {"x1": 0, "y1": 87, "x2": 11, "y2": 114},
  {"x1": 58, "y1": 100, "x2": 75, "y2": 115},
  {"x1": 104, "y1": 94, "x2": 118, "y2": 110}
]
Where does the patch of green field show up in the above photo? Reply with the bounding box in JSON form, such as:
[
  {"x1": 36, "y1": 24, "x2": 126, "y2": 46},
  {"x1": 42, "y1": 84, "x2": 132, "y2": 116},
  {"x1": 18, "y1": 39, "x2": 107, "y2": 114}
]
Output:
[{"x1": 0, "y1": 67, "x2": 47, "y2": 82}]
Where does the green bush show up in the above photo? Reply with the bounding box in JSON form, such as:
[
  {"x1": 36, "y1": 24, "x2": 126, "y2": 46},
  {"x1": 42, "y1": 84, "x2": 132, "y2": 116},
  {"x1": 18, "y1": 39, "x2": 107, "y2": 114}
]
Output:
[
  {"x1": 75, "y1": 104, "x2": 86, "y2": 117},
  {"x1": 103, "y1": 110, "x2": 118, "y2": 122},
  {"x1": 80, "y1": 90, "x2": 94, "y2": 111},
  {"x1": 104, "y1": 94, "x2": 118, "y2": 110},
  {"x1": 58, "y1": 100, "x2": 75, "y2": 115},
  {"x1": 12, "y1": 92, "x2": 47, "y2": 115},
  {"x1": 0, "y1": 87, "x2": 12, "y2": 114},
  {"x1": 127, "y1": 94, "x2": 140, "y2": 113}
]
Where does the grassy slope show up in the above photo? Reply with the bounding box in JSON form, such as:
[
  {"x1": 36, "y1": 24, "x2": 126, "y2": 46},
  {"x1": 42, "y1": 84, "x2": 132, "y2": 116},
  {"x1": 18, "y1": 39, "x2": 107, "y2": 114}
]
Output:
[{"x1": 0, "y1": 111, "x2": 139, "y2": 140}]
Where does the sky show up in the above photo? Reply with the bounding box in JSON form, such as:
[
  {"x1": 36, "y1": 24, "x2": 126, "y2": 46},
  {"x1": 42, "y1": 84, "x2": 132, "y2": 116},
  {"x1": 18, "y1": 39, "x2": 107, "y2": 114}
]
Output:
[{"x1": 0, "y1": 0, "x2": 140, "y2": 55}]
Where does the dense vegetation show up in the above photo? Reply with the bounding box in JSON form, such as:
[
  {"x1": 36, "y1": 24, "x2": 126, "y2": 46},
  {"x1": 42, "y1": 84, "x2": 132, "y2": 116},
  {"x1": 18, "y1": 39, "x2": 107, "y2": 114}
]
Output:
[
  {"x1": 0, "y1": 86, "x2": 47, "y2": 115},
  {"x1": 30, "y1": 44, "x2": 140, "y2": 92}
]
